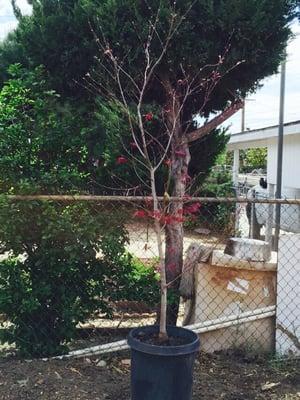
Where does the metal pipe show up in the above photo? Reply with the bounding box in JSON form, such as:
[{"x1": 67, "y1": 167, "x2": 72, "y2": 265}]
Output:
[
  {"x1": 265, "y1": 184, "x2": 275, "y2": 249},
  {"x1": 185, "y1": 305, "x2": 276, "y2": 331},
  {"x1": 194, "y1": 311, "x2": 275, "y2": 334},
  {"x1": 274, "y1": 59, "x2": 287, "y2": 251},
  {"x1": 241, "y1": 106, "x2": 245, "y2": 132},
  {"x1": 47, "y1": 306, "x2": 276, "y2": 360},
  {"x1": 250, "y1": 191, "x2": 256, "y2": 239}
]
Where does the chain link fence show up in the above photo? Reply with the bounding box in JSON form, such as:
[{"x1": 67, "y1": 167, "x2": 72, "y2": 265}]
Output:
[{"x1": 0, "y1": 196, "x2": 299, "y2": 361}]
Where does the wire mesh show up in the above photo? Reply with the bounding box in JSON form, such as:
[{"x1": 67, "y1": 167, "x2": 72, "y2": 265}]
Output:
[{"x1": 0, "y1": 196, "x2": 299, "y2": 361}]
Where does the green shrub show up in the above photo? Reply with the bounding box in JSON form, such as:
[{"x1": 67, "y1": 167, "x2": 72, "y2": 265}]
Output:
[
  {"x1": 110, "y1": 256, "x2": 160, "y2": 307},
  {"x1": 0, "y1": 196, "x2": 158, "y2": 357},
  {"x1": 0, "y1": 64, "x2": 159, "y2": 357},
  {"x1": 196, "y1": 167, "x2": 235, "y2": 233}
]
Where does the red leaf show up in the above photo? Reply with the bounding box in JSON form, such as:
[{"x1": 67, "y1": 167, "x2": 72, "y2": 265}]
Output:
[
  {"x1": 162, "y1": 213, "x2": 186, "y2": 225},
  {"x1": 151, "y1": 210, "x2": 162, "y2": 220},
  {"x1": 116, "y1": 156, "x2": 128, "y2": 165},
  {"x1": 145, "y1": 112, "x2": 154, "y2": 121},
  {"x1": 133, "y1": 210, "x2": 147, "y2": 218},
  {"x1": 173, "y1": 216, "x2": 185, "y2": 223},
  {"x1": 184, "y1": 202, "x2": 201, "y2": 215},
  {"x1": 163, "y1": 215, "x2": 174, "y2": 225}
]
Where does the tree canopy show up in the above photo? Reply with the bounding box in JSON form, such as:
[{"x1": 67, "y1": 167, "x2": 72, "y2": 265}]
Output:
[
  {"x1": 0, "y1": 0, "x2": 298, "y2": 196},
  {"x1": 0, "y1": 0, "x2": 96, "y2": 97},
  {"x1": 88, "y1": 0, "x2": 297, "y2": 119}
]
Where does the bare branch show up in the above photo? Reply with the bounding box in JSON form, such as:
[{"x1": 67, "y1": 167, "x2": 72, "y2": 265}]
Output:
[{"x1": 186, "y1": 100, "x2": 244, "y2": 144}]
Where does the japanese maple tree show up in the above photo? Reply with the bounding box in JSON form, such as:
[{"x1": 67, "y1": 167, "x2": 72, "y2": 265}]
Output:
[{"x1": 86, "y1": 0, "x2": 298, "y2": 338}]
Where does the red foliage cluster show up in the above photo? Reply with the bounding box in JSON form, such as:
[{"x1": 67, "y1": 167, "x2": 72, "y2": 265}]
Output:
[
  {"x1": 144, "y1": 112, "x2": 154, "y2": 121},
  {"x1": 133, "y1": 210, "x2": 148, "y2": 218},
  {"x1": 116, "y1": 156, "x2": 128, "y2": 165},
  {"x1": 183, "y1": 202, "x2": 201, "y2": 215},
  {"x1": 161, "y1": 213, "x2": 185, "y2": 224},
  {"x1": 133, "y1": 202, "x2": 201, "y2": 225}
]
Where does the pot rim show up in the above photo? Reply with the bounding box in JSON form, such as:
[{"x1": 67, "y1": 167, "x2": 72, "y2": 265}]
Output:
[{"x1": 127, "y1": 325, "x2": 200, "y2": 356}]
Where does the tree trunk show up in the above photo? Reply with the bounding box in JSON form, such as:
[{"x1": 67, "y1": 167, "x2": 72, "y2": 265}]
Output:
[
  {"x1": 162, "y1": 78, "x2": 191, "y2": 325},
  {"x1": 165, "y1": 141, "x2": 191, "y2": 325}
]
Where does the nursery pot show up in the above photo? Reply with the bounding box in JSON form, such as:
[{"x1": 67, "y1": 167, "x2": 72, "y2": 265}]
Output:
[{"x1": 128, "y1": 325, "x2": 200, "y2": 400}]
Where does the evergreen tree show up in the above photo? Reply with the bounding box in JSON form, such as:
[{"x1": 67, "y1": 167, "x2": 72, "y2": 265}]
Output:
[{"x1": 0, "y1": 0, "x2": 235, "y2": 193}]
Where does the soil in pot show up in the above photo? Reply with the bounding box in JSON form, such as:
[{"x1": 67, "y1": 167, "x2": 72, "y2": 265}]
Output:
[{"x1": 135, "y1": 330, "x2": 191, "y2": 347}]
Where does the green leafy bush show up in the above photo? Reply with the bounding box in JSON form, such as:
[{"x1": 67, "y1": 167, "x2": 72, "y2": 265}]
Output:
[
  {"x1": 0, "y1": 65, "x2": 159, "y2": 357},
  {"x1": 0, "y1": 197, "x2": 110, "y2": 357},
  {"x1": 0, "y1": 64, "x2": 93, "y2": 192},
  {"x1": 0, "y1": 196, "x2": 158, "y2": 357},
  {"x1": 197, "y1": 167, "x2": 235, "y2": 233},
  {"x1": 109, "y1": 256, "x2": 159, "y2": 307}
]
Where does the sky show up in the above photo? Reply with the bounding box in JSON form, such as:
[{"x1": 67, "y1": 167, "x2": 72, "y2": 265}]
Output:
[
  {"x1": 0, "y1": 0, "x2": 299, "y2": 134},
  {"x1": 0, "y1": 0, "x2": 31, "y2": 38},
  {"x1": 228, "y1": 23, "x2": 300, "y2": 133}
]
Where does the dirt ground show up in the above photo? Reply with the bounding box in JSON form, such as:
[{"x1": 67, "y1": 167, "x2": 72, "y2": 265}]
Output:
[
  {"x1": 125, "y1": 220, "x2": 227, "y2": 259},
  {"x1": 0, "y1": 350, "x2": 299, "y2": 400}
]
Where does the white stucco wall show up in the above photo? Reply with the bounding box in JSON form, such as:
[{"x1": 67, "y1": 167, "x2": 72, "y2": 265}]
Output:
[
  {"x1": 267, "y1": 135, "x2": 300, "y2": 193},
  {"x1": 276, "y1": 234, "x2": 300, "y2": 356}
]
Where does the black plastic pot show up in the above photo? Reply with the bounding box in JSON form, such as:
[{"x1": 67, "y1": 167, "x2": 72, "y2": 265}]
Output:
[{"x1": 128, "y1": 325, "x2": 200, "y2": 400}]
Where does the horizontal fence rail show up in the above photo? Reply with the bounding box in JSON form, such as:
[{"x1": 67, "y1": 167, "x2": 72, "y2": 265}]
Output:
[{"x1": 4, "y1": 194, "x2": 300, "y2": 204}]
